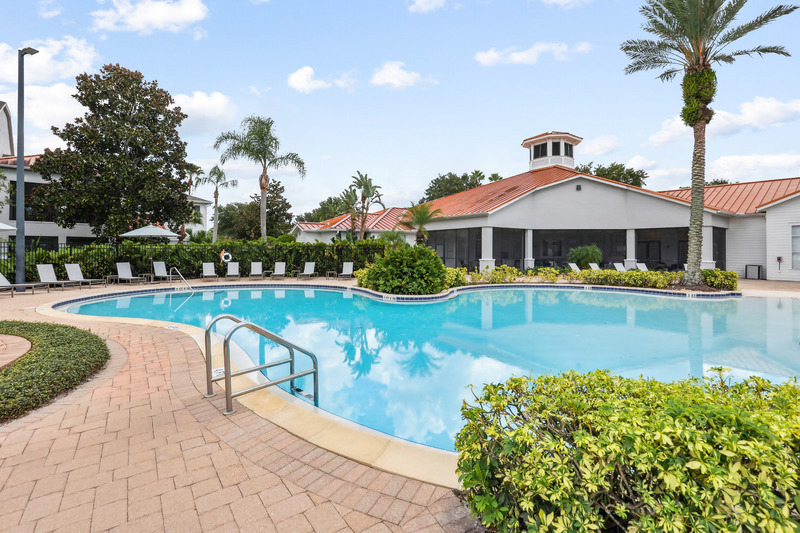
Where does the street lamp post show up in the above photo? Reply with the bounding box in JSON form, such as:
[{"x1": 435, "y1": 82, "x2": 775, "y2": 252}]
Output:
[{"x1": 15, "y1": 46, "x2": 38, "y2": 286}]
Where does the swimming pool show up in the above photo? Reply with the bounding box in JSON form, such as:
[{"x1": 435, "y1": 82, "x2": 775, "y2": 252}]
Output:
[{"x1": 65, "y1": 286, "x2": 800, "y2": 451}]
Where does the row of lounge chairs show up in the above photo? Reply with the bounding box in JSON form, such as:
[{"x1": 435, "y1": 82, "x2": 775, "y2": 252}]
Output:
[
  {"x1": 568, "y1": 262, "x2": 652, "y2": 272},
  {"x1": 2, "y1": 260, "x2": 356, "y2": 296},
  {"x1": 201, "y1": 261, "x2": 354, "y2": 281}
]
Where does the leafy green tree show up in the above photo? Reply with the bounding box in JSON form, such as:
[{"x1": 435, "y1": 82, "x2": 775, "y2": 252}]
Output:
[
  {"x1": 576, "y1": 162, "x2": 649, "y2": 188},
  {"x1": 217, "y1": 181, "x2": 292, "y2": 240},
  {"x1": 621, "y1": 0, "x2": 797, "y2": 285},
  {"x1": 296, "y1": 196, "x2": 344, "y2": 222},
  {"x1": 30, "y1": 64, "x2": 194, "y2": 239},
  {"x1": 350, "y1": 171, "x2": 385, "y2": 240},
  {"x1": 186, "y1": 228, "x2": 213, "y2": 244},
  {"x1": 706, "y1": 178, "x2": 732, "y2": 186},
  {"x1": 214, "y1": 115, "x2": 305, "y2": 240},
  {"x1": 420, "y1": 170, "x2": 500, "y2": 203},
  {"x1": 397, "y1": 203, "x2": 443, "y2": 245},
  {"x1": 195, "y1": 165, "x2": 238, "y2": 243}
]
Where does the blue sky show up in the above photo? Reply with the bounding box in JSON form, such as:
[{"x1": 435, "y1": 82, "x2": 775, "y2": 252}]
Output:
[{"x1": 2, "y1": 0, "x2": 799, "y2": 219}]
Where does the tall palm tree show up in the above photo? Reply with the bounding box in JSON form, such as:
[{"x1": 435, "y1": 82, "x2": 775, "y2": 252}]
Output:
[
  {"x1": 195, "y1": 165, "x2": 238, "y2": 243},
  {"x1": 397, "y1": 203, "x2": 443, "y2": 245},
  {"x1": 350, "y1": 171, "x2": 385, "y2": 240},
  {"x1": 179, "y1": 164, "x2": 204, "y2": 242},
  {"x1": 339, "y1": 187, "x2": 359, "y2": 240},
  {"x1": 214, "y1": 115, "x2": 306, "y2": 240},
  {"x1": 621, "y1": 0, "x2": 797, "y2": 285}
]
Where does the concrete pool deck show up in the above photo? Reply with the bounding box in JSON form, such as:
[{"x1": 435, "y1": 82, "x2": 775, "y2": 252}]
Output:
[{"x1": 1, "y1": 277, "x2": 799, "y2": 532}]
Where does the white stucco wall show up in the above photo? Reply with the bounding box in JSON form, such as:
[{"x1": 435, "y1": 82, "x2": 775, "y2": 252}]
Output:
[
  {"x1": 725, "y1": 215, "x2": 766, "y2": 279},
  {"x1": 764, "y1": 197, "x2": 800, "y2": 281}
]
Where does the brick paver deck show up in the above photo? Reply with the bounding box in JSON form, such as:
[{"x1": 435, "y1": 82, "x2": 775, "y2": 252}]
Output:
[{"x1": 0, "y1": 284, "x2": 482, "y2": 532}]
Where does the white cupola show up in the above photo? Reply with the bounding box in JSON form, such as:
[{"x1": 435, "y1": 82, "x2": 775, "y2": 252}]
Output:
[{"x1": 521, "y1": 131, "x2": 582, "y2": 170}]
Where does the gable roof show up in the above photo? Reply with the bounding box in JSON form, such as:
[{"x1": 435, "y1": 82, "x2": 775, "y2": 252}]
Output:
[
  {"x1": 659, "y1": 177, "x2": 800, "y2": 214},
  {"x1": 0, "y1": 154, "x2": 41, "y2": 169},
  {"x1": 425, "y1": 165, "x2": 696, "y2": 217},
  {"x1": 295, "y1": 207, "x2": 411, "y2": 233}
]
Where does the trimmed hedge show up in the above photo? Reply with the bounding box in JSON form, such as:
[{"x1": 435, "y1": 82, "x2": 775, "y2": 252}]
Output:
[
  {"x1": 0, "y1": 321, "x2": 110, "y2": 423},
  {"x1": 565, "y1": 268, "x2": 738, "y2": 291},
  {"x1": 456, "y1": 370, "x2": 800, "y2": 532}
]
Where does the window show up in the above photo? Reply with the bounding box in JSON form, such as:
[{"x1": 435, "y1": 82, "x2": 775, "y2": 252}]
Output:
[
  {"x1": 533, "y1": 143, "x2": 547, "y2": 159},
  {"x1": 564, "y1": 143, "x2": 574, "y2": 158},
  {"x1": 793, "y1": 226, "x2": 800, "y2": 269},
  {"x1": 551, "y1": 142, "x2": 561, "y2": 156}
]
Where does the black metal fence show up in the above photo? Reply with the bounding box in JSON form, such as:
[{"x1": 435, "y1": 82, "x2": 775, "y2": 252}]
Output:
[{"x1": 0, "y1": 241, "x2": 386, "y2": 282}]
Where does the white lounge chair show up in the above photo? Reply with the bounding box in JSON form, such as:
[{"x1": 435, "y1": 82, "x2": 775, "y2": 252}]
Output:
[
  {"x1": 338, "y1": 262, "x2": 354, "y2": 279},
  {"x1": 589, "y1": 263, "x2": 601, "y2": 271},
  {"x1": 153, "y1": 261, "x2": 179, "y2": 283},
  {"x1": 613, "y1": 263, "x2": 626, "y2": 272},
  {"x1": 37, "y1": 264, "x2": 81, "y2": 290},
  {"x1": 568, "y1": 262, "x2": 581, "y2": 272},
  {"x1": 249, "y1": 262, "x2": 264, "y2": 279},
  {"x1": 226, "y1": 262, "x2": 240, "y2": 280},
  {"x1": 270, "y1": 262, "x2": 286, "y2": 279},
  {"x1": 202, "y1": 262, "x2": 218, "y2": 281},
  {"x1": 635, "y1": 262, "x2": 649, "y2": 271},
  {"x1": 65, "y1": 263, "x2": 104, "y2": 288},
  {"x1": 0, "y1": 272, "x2": 49, "y2": 297},
  {"x1": 297, "y1": 262, "x2": 317, "y2": 279},
  {"x1": 116, "y1": 262, "x2": 144, "y2": 283}
]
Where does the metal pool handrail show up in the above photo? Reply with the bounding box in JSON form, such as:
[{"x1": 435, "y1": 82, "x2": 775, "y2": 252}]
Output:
[
  {"x1": 204, "y1": 314, "x2": 319, "y2": 415},
  {"x1": 168, "y1": 267, "x2": 194, "y2": 293}
]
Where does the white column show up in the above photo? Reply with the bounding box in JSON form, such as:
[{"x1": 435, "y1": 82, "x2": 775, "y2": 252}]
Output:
[
  {"x1": 479, "y1": 226, "x2": 495, "y2": 271},
  {"x1": 523, "y1": 229, "x2": 535, "y2": 270},
  {"x1": 624, "y1": 229, "x2": 637, "y2": 270},
  {"x1": 701, "y1": 225, "x2": 716, "y2": 270}
]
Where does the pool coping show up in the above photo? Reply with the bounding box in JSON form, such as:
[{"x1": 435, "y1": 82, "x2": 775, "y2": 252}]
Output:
[{"x1": 38, "y1": 281, "x2": 743, "y2": 489}]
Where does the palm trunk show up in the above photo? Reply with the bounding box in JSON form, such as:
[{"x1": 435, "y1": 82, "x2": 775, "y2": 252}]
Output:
[
  {"x1": 212, "y1": 189, "x2": 219, "y2": 243},
  {"x1": 259, "y1": 169, "x2": 269, "y2": 240},
  {"x1": 684, "y1": 121, "x2": 707, "y2": 286}
]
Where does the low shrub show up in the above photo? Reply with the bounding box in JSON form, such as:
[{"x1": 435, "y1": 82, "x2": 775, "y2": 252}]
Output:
[
  {"x1": 0, "y1": 321, "x2": 110, "y2": 422},
  {"x1": 456, "y1": 369, "x2": 800, "y2": 533},
  {"x1": 470, "y1": 265, "x2": 520, "y2": 284},
  {"x1": 566, "y1": 244, "x2": 603, "y2": 270},
  {"x1": 569, "y1": 268, "x2": 684, "y2": 289},
  {"x1": 702, "y1": 268, "x2": 738, "y2": 290},
  {"x1": 535, "y1": 267, "x2": 560, "y2": 283},
  {"x1": 444, "y1": 267, "x2": 468, "y2": 289},
  {"x1": 357, "y1": 244, "x2": 447, "y2": 295}
]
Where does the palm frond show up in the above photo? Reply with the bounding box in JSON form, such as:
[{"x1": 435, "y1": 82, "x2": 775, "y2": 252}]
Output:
[{"x1": 717, "y1": 5, "x2": 800, "y2": 50}]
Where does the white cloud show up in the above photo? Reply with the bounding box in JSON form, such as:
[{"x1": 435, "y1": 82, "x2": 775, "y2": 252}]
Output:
[
  {"x1": 649, "y1": 97, "x2": 800, "y2": 146},
  {"x1": 648, "y1": 167, "x2": 692, "y2": 191},
  {"x1": 38, "y1": 0, "x2": 63, "y2": 18},
  {"x1": 408, "y1": 0, "x2": 446, "y2": 13},
  {"x1": 540, "y1": 0, "x2": 593, "y2": 8},
  {"x1": 0, "y1": 83, "x2": 86, "y2": 153},
  {"x1": 710, "y1": 154, "x2": 800, "y2": 181},
  {"x1": 0, "y1": 37, "x2": 100, "y2": 85},
  {"x1": 580, "y1": 135, "x2": 619, "y2": 156},
  {"x1": 287, "y1": 66, "x2": 332, "y2": 94},
  {"x1": 333, "y1": 71, "x2": 356, "y2": 91},
  {"x1": 173, "y1": 91, "x2": 237, "y2": 136},
  {"x1": 627, "y1": 155, "x2": 657, "y2": 170},
  {"x1": 648, "y1": 116, "x2": 689, "y2": 146},
  {"x1": 91, "y1": 0, "x2": 209, "y2": 35},
  {"x1": 475, "y1": 42, "x2": 591, "y2": 66},
  {"x1": 370, "y1": 61, "x2": 423, "y2": 88}
]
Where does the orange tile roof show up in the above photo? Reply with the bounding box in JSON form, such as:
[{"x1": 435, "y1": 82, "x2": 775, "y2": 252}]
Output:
[
  {"x1": 0, "y1": 154, "x2": 41, "y2": 168},
  {"x1": 296, "y1": 208, "x2": 411, "y2": 232},
  {"x1": 659, "y1": 177, "x2": 800, "y2": 214}
]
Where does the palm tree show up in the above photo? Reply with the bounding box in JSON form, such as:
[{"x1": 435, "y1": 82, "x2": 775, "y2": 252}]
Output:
[
  {"x1": 195, "y1": 165, "x2": 238, "y2": 243},
  {"x1": 350, "y1": 171, "x2": 385, "y2": 240},
  {"x1": 214, "y1": 115, "x2": 306, "y2": 240},
  {"x1": 397, "y1": 203, "x2": 443, "y2": 246},
  {"x1": 179, "y1": 164, "x2": 204, "y2": 242},
  {"x1": 339, "y1": 187, "x2": 359, "y2": 239},
  {"x1": 621, "y1": 0, "x2": 797, "y2": 285}
]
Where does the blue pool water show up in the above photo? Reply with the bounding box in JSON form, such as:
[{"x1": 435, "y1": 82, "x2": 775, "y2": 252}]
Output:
[{"x1": 66, "y1": 287, "x2": 800, "y2": 451}]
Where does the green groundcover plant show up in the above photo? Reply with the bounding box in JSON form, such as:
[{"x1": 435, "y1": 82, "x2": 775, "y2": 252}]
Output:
[
  {"x1": 0, "y1": 321, "x2": 110, "y2": 423},
  {"x1": 456, "y1": 369, "x2": 800, "y2": 533}
]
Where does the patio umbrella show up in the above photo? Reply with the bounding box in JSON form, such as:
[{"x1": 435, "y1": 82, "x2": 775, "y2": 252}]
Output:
[
  {"x1": 119, "y1": 224, "x2": 179, "y2": 239},
  {"x1": 119, "y1": 224, "x2": 179, "y2": 274},
  {"x1": 0, "y1": 221, "x2": 16, "y2": 232}
]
